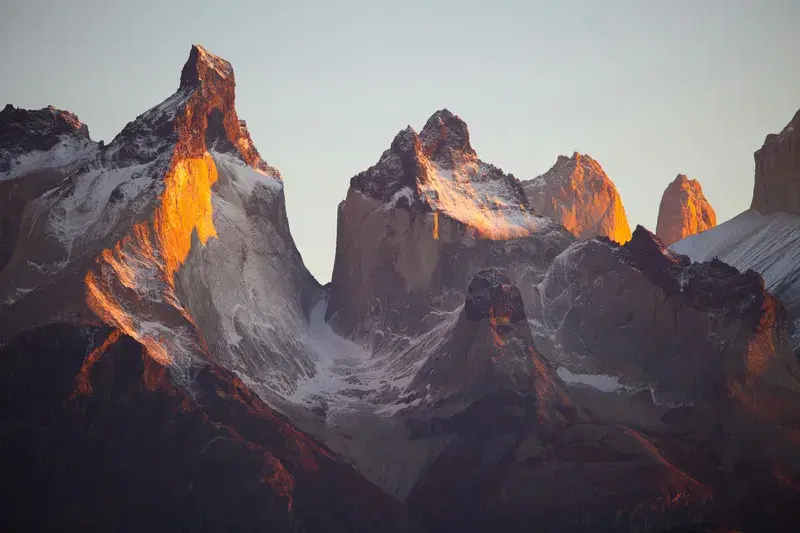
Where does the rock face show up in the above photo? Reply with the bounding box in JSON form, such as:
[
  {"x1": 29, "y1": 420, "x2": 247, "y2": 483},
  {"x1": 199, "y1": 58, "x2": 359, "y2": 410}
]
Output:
[
  {"x1": 522, "y1": 152, "x2": 632, "y2": 243},
  {"x1": 404, "y1": 270, "x2": 708, "y2": 533},
  {"x1": 327, "y1": 109, "x2": 571, "y2": 346},
  {"x1": 673, "y1": 106, "x2": 800, "y2": 352},
  {"x1": 752, "y1": 107, "x2": 800, "y2": 216},
  {"x1": 0, "y1": 325, "x2": 416, "y2": 533},
  {"x1": 534, "y1": 226, "x2": 799, "y2": 404},
  {"x1": 656, "y1": 174, "x2": 716, "y2": 245},
  {"x1": 409, "y1": 269, "x2": 577, "y2": 419}
]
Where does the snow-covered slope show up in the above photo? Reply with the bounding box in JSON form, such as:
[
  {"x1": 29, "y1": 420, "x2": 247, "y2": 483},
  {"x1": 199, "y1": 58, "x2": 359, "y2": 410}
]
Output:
[{"x1": 671, "y1": 209, "x2": 800, "y2": 345}]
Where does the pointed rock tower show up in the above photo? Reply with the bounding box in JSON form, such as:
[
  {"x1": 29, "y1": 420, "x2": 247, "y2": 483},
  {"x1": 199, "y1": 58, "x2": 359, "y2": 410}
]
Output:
[
  {"x1": 655, "y1": 174, "x2": 716, "y2": 245},
  {"x1": 522, "y1": 152, "x2": 632, "y2": 244},
  {"x1": 752, "y1": 108, "x2": 800, "y2": 216}
]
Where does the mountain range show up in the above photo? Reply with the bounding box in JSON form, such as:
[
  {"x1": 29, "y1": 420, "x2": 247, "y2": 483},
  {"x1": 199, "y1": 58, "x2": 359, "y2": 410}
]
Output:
[{"x1": 1, "y1": 45, "x2": 799, "y2": 533}]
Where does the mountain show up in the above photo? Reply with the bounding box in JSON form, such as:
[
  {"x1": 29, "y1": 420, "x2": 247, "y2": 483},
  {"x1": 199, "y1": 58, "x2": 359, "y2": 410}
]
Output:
[
  {"x1": 405, "y1": 238, "x2": 800, "y2": 532},
  {"x1": 518, "y1": 226, "x2": 800, "y2": 531},
  {"x1": 522, "y1": 152, "x2": 632, "y2": 244},
  {"x1": 0, "y1": 45, "x2": 414, "y2": 532},
  {"x1": 3, "y1": 45, "x2": 800, "y2": 533},
  {"x1": 673, "y1": 106, "x2": 800, "y2": 352},
  {"x1": 0, "y1": 45, "x2": 323, "y2": 402},
  {"x1": 656, "y1": 174, "x2": 717, "y2": 245},
  {"x1": 326, "y1": 109, "x2": 573, "y2": 345}
]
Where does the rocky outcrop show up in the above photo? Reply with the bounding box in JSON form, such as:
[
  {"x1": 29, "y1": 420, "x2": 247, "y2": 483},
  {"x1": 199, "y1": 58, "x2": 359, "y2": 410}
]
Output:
[
  {"x1": 327, "y1": 109, "x2": 571, "y2": 345},
  {"x1": 405, "y1": 271, "x2": 710, "y2": 533},
  {"x1": 752, "y1": 107, "x2": 800, "y2": 216},
  {"x1": 409, "y1": 269, "x2": 578, "y2": 419},
  {"x1": 534, "y1": 226, "x2": 799, "y2": 405},
  {"x1": 0, "y1": 325, "x2": 416, "y2": 533},
  {"x1": 673, "y1": 105, "x2": 800, "y2": 353},
  {"x1": 522, "y1": 152, "x2": 632, "y2": 244},
  {"x1": 656, "y1": 174, "x2": 716, "y2": 245}
]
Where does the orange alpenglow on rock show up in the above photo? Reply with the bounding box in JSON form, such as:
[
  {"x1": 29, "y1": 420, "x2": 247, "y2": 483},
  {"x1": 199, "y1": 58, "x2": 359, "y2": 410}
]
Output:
[
  {"x1": 655, "y1": 174, "x2": 716, "y2": 245},
  {"x1": 84, "y1": 44, "x2": 273, "y2": 365},
  {"x1": 522, "y1": 152, "x2": 632, "y2": 244}
]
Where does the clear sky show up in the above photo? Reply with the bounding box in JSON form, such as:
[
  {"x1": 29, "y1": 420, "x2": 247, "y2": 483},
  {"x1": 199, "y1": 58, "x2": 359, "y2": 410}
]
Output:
[{"x1": 2, "y1": 1, "x2": 798, "y2": 281}]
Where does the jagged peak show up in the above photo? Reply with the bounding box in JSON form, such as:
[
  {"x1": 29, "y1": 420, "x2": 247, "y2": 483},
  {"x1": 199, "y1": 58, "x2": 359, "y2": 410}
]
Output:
[
  {"x1": 179, "y1": 44, "x2": 234, "y2": 91},
  {"x1": 670, "y1": 173, "x2": 701, "y2": 188},
  {"x1": 548, "y1": 151, "x2": 606, "y2": 176},
  {"x1": 107, "y1": 45, "x2": 271, "y2": 172},
  {"x1": 1, "y1": 104, "x2": 91, "y2": 141},
  {"x1": 0, "y1": 104, "x2": 95, "y2": 176},
  {"x1": 389, "y1": 125, "x2": 422, "y2": 155},
  {"x1": 419, "y1": 108, "x2": 475, "y2": 162}
]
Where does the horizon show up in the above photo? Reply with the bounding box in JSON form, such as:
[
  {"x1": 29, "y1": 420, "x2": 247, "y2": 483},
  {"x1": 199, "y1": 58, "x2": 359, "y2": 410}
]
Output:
[{"x1": 2, "y1": 0, "x2": 799, "y2": 282}]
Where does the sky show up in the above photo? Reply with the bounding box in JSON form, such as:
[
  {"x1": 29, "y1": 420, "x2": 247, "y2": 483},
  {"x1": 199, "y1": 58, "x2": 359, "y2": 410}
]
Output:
[{"x1": 2, "y1": 0, "x2": 799, "y2": 282}]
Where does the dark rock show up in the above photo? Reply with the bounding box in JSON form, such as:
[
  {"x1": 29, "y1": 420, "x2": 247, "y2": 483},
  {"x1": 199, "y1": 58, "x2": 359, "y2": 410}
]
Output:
[{"x1": 0, "y1": 325, "x2": 417, "y2": 533}]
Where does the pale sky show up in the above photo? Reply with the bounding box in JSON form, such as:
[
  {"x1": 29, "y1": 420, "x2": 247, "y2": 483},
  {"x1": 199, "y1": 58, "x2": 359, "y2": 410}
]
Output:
[{"x1": 2, "y1": 0, "x2": 798, "y2": 281}]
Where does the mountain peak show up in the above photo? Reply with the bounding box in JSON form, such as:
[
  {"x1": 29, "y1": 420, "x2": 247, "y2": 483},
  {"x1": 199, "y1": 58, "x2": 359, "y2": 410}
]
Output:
[
  {"x1": 1, "y1": 104, "x2": 94, "y2": 176},
  {"x1": 1, "y1": 104, "x2": 90, "y2": 141},
  {"x1": 179, "y1": 44, "x2": 234, "y2": 91},
  {"x1": 752, "y1": 106, "x2": 800, "y2": 216},
  {"x1": 523, "y1": 152, "x2": 631, "y2": 243},
  {"x1": 389, "y1": 125, "x2": 422, "y2": 155},
  {"x1": 656, "y1": 174, "x2": 716, "y2": 245},
  {"x1": 419, "y1": 108, "x2": 475, "y2": 163}
]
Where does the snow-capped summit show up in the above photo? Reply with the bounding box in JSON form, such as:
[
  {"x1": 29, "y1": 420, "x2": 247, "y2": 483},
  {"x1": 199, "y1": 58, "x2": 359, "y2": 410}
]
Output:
[
  {"x1": 328, "y1": 109, "x2": 568, "y2": 340},
  {"x1": 522, "y1": 152, "x2": 632, "y2": 244},
  {"x1": 0, "y1": 104, "x2": 95, "y2": 180},
  {"x1": 655, "y1": 174, "x2": 716, "y2": 245},
  {"x1": 350, "y1": 109, "x2": 543, "y2": 239}
]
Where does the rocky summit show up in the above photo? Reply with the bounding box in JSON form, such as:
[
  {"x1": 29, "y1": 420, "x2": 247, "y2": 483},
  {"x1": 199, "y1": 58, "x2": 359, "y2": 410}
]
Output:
[
  {"x1": 522, "y1": 152, "x2": 632, "y2": 244},
  {"x1": 752, "y1": 107, "x2": 800, "y2": 216},
  {"x1": 656, "y1": 174, "x2": 716, "y2": 245},
  {"x1": 2, "y1": 45, "x2": 800, "y2": 533}
]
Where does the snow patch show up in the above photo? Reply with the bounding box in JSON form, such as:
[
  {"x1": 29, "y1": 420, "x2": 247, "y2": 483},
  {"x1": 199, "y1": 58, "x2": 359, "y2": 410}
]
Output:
[
  {"x1": 385, "y1": 186, "x2": 415, "y2": 209},
  {"x1": 46, "y1": 161, "x2": 155, "y2": 252},
  {"x1": 212, "y1": 151, "x2": 281, "y2": 195},
  {"x1": 556, "y1": 367, "x2": 625, "y2": 392},
  {"x1": 417, "y1": 159, "x2": 549, "y2": 239},
  {"x1": 1, "y1": 135, "x2": 95, "y2": 181}
]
